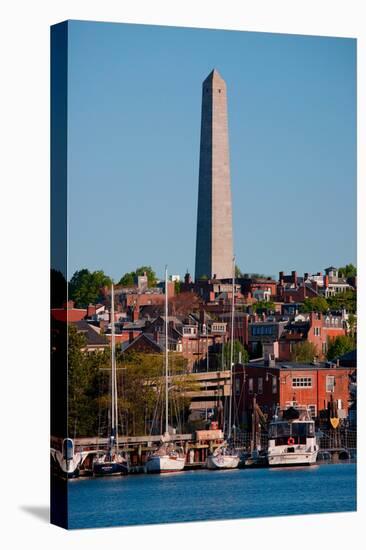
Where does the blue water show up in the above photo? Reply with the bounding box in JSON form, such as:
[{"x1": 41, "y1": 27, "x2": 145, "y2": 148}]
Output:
[{"x1": 68, "y1": 463, "x2": 356, "y2": 529}]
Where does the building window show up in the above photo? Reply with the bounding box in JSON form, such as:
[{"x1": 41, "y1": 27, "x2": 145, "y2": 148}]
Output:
[
  {"x1": 314, "y1": 327, "x2": 320, "y2": 336},
  {"x1": 322, "y1": 342, "x2": 327, "y2": 354},
  {"x1": 292, "y1": 377, "x2": 312, "y2": 388},
  {"x1": 308, "y1": 404, "x2": 317, "y2": 418},
  {"x1": 272, "y1": 376, "x2": 277, "y2": 394},
  {"x1": 326, "y1": 375, "x2": 335, "y2": 392},
  {"x1": 248, "y1": 378, "x2": 253, "y2": 395},
  {"x1": 235, "y1": 377, "x2": 240, "y2": 396},
  {"x1": 258, "y1": 377, "x2": 263, "y2": 394}
]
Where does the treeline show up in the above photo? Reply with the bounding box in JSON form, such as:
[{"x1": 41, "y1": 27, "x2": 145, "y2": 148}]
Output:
[
  {"x1": 67, "y1": 325, "x2": 197, "y2": 438},
  {"x1": 290, "y1": 335, "x2": 356, "y2": 364},
  {"x1": 67, "y1": 266, "x2": 157, "y2": 308}
]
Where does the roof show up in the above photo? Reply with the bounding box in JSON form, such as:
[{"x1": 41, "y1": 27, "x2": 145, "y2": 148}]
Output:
[
  {"x1": 73, "y1": 320, "x2": 109, "y2": 347},
  {"x1": 120, "y1": 332, "x2": 177, "y2": 353},
  {"x1": 337, "y1": 349, "x2": 356, "y2": 362},
  {"x1": 235, "y1": 361, "x2": 354, "y2": 372}
]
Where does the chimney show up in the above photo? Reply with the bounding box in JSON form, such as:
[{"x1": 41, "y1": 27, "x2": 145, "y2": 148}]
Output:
[
  {"x1": 132, "y1": 304, "x2": 140, "y2": 322},
  {"x1": 279, "y1": 271, "x2": 284, "y2": 284},
  {"x1": 291, "y1": 271, "x2": 297, "y2": 286},
  {"x1": 199, "y1": 305, "x2": 206, "y2": 325},
  {"x1": 323, "y1": 274, "x2": 329, "y2": 289},
  {"x1": 87, "y1": 304, "x2": 96, "y2": 317}
]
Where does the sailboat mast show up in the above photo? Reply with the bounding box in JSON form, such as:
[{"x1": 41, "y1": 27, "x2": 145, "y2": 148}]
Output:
[
  {"x1": 111, "y1": 284, "x2": 116, "y2": 436},
  {"x1": 165, "y1": 266, "x2": 169, "y2": 436},
  {"x1": 228, "y1": 255, "x2": 235, "y2": 439}
]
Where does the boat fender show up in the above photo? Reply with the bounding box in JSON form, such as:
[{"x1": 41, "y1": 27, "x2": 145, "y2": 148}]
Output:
[{"x1": 287, "y1": 437, "x2": 295, "y2": 445}]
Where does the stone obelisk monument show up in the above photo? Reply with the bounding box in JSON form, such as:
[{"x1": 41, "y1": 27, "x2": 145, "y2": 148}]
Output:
[{"x1": 195, "y1": 69, "x2": 234, "y2": 281}]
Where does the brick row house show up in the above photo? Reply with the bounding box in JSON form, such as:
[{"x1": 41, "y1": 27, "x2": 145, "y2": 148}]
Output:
[{"x1": 233, "y1": 360, "x2": 354, "y2": 426}]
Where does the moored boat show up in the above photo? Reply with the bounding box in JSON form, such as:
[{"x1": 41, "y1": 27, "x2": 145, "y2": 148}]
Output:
[
  {"x1": 145, "y1": 442, "x2": 186, "y2": 473},
  {"x1": 93, "y1": 447, "x2": 128, "y2": 476},
  {"x1": 206, "y1": 444, "x2": 240, "y2": 469},
  {"x1": 267, "y1": 402, "x2": 319, "y2": 467},
  {"x1": 145, "y1": 267, "x2": 186, "y2": 474},
  {"x1": 92, "y1": 284, "x2": 129, "y2": 477},
  {"x1": 51, "y1": 438, "x2": 89, "y2": 478}
]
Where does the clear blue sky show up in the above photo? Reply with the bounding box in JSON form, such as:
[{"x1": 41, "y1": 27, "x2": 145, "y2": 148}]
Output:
[{"x1": 67, "y1": 20, "x2": 356, "y2": 282}]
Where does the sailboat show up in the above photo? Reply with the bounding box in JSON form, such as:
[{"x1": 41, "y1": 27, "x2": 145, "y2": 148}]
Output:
[
  {"x1": 93, "y1": 284, "x2": 128, "y2": 476},
  {"x1": 207, "y1": 256, "x2": 240, "y2": 470},
  {"x1": 145, "y1": 267, "x2": 186, "y2": 474}
]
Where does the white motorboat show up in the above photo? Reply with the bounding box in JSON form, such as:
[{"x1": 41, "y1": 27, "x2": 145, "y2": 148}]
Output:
[
  {"x1": 267, "y1": 402, "x2": 319, "y2": 467},
  {"x1": 50, "y1": 438, "x2": 89, "y2": 478},
  {"x1": 206, "y1": 444, "x2": 240, "y2": 469}
]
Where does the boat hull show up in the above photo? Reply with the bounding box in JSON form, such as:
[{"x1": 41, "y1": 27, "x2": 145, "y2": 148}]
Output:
[
  {"x1": 93, "y1": 461, "x2": 128, "y2": 476},
  {"x1": 207, "y1": 455, "x2": 240, "y2": 469},
  {"x1": 267, "y1": 446, "x2": 318, "y2": 467},
  {"x1": 145, "y1": 455, "x2": 185, "y2": 473}
]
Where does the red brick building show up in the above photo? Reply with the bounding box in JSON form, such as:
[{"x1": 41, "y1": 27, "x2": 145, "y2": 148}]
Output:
[
  {"x1": 279, "y1": 312, "x2": 347, "y2": 360},
  {"x1": 51, "y1": 300, "x2": 87, "y2": 322},
  {"x1": 233, "y1": 361, "x2": 353, "y2": 426}
]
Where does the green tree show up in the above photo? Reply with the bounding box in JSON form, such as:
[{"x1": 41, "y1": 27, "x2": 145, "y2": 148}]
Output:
[
  {"x1": 174, "y1": 280, "x2": 182, "y2": 294},
  {"x1": 221, "y1": 340, "x2": 249, "y2": 368},
  {"x1": 135, "y1": 266, "x2": 157, "y2": 287},
  {"x1": 327, "y1": 335, "x2": 356, "y2": 361},
  {"x1": 300, "y1": 297, "x2": 329, "y2": 314},
  {"x1": 348, "y1": 313, "x2": 357, "y2": 336},
  {"x1": 338, "y1": 264, "x2": 357, "y2": 279},
  {"x1": 69, "y1": 269, "x2": 112, "y2": 307},
  {"x1": 68, "y1": 325, "x2": 107, "y2": 437},
  {"x1": 252, "y1": 300, "x2": 275, "y2": 313},
  {"x1": 118, "y1": 271, "x2": 135, "y2": 287},
  {"x1": 118, "y1": 265, "x2": 157, "y2": 287},
  {"x1": 118, "y1": 351, "x2": 197, "y2": 435},
  {"x1": 290, "y1": 341, "x2": 319, "y2": 363},
  {"x1": 326, "y1": 290, "x2": 356, "y2": 314}
]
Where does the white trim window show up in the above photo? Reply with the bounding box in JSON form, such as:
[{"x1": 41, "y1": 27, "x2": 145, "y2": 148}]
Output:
[
  {"x1": 308, "y1": 404, "x2": 317, "y2": 418},
  {"x1": 248, "y1": 378, "x2": 254, "y2": 395},
  {"x1": 326, "y1": 375, "x2": 335, "y2": 393},
  {"x1": 292, "y1": 377, "x2": 312, "y2": 388}
]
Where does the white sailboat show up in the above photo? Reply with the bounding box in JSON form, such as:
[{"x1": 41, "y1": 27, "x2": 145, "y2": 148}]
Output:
[
  {"x1": 145, "y1": 267, "x2": 186, "y2": 474},
  {"x1": 93, "y1": 284, "x2": 128, "y2": 476},
  {"x1": 207, "y1": 443, "x2": 240, "y2": 469},
  {"x1": 207, "y1": 256, "x2": 240, "y2": 470}
]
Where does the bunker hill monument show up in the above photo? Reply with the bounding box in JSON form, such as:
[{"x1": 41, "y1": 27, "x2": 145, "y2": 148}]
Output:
[{"x1": 195, "y1": 69, "x2": 234, "y2": 281}]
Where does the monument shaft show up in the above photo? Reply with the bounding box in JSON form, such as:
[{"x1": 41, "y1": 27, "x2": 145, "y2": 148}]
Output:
[{"x1": 195, "y1": 69, "x2": 233, "y2": 280}]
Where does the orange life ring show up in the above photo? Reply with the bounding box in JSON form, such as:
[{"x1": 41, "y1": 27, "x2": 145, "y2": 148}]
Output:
[{"x1": 287, "y1": 437, "x2": 295, "y2": 445}]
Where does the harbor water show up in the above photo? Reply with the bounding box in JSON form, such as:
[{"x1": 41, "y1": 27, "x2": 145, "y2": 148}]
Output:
[{"x1": 68, "y1": 462, "x2": 356, "y2": 529}]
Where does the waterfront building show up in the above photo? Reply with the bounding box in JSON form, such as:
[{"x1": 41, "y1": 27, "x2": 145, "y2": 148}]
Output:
[{"x1": 233, "y1": 360, "x2": 354, "y2": 426}]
